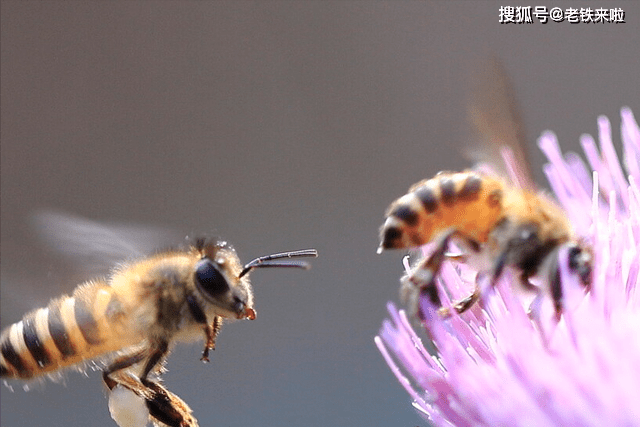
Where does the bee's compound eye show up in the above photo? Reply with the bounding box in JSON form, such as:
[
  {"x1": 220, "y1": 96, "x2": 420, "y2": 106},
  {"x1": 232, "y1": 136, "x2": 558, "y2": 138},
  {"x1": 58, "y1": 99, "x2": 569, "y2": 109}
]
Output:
[{"x1": 195, "y1": 259, "x2": 229, "y2": 296}]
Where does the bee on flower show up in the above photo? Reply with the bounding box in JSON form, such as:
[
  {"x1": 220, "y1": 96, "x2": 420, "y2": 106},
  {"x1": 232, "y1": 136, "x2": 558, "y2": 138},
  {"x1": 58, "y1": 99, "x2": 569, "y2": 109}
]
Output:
[{"x1": 376, "y1": 107, "x2": 640, "y2": 427}]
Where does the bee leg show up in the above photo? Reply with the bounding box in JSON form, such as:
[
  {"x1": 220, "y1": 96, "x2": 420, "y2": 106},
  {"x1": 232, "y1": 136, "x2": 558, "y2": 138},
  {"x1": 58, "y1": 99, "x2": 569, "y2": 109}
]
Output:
[
  {"x1": 436, "y1": 233, "x2": 483, "y2": 318},
  {"x1": 201, "y1": 316, "x2": 223, "y2": 363},
  {"x1": 105, "y1": 342, "x2": 198, "y2": 427},
  {"x1": 525, "y1": 260, "x2": 564, "y2": 350},
  {"x1": 549, "y1": 266, "x2": 564, "y2": 323},
  {"x1": 490, "y1": 247, "x2": 509, "y2": 286},
  {"x1": 140, "y1": 341, "x2": 201, "y2": 427},
  {"x1": 403, "y1": 228, "x2": 480, "y2": 320},
  {"x1": 108, "y1": 370, "x2": 199, "y2": 427},
  {"x1": 140, "y1": 377, "x2": 199, "y2": 427},
  {"x1": 186, "y1": 295, "x2": 223, "y2": 362},
  {"x1": 103, "y1": 349, "x2": 148, "y2": 390},
  {"x1": 438, "y1": 285, "x2": 481, "y2": 318},
  {"x1": 401, "y1": 237, "x2": 447, "y2": 320},
  {"x1": 447, "y1": 245, "x2": 509, "y2": 317},
  {"x1": 518, "y1": 271, "x2": 538, "y2": 292},
  {"x1": 140, "y1": 340, "x2": 169, "y2": 381}
]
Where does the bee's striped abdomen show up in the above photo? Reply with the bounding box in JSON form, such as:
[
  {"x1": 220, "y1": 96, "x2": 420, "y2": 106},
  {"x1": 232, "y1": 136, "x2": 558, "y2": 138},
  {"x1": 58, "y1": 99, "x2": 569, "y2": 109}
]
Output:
[
  {"x1": 379, "y1": 171, "x2": 506, "y2": 250},
  {"x1": 1, "y1": 280, "x2": 138, "y2": 380}
]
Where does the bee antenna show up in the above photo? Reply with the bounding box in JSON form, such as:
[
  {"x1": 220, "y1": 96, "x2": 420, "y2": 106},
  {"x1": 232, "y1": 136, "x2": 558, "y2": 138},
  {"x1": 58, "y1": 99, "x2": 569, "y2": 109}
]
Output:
[{"x1": 239, "y1": 249, "x2": 318, "y2": 278}]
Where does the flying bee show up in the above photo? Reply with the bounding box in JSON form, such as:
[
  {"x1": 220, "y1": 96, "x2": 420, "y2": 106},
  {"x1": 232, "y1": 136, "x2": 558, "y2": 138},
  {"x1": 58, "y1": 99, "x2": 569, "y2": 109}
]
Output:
[
  {"x1": 0, "y1": 216, "x2": 317, "y2": 427},
  {"x1": 377, "y1": 58, "x2": 593, "y2": 325}
]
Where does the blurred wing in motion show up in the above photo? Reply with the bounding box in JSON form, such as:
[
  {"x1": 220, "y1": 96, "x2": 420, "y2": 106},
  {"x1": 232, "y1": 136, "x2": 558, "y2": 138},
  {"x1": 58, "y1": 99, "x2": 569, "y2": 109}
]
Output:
[
  {"x1": 467, "y1": 56, "x2": 536, "y2": 190},
  {"x1": 32, "y1": 211, "x2": 182, "y2": 278}
]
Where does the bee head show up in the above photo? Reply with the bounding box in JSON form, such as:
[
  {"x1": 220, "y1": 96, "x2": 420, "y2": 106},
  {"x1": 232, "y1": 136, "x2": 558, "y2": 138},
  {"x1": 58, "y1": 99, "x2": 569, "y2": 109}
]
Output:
[
  {"x1": 567, "y1": 241, "x2": 593, "y2": 290},
  {"x1": 193, "y1": 241, "x2": 255, "y2": 320},
  {"x1": 192, "y1": 239, "x2": 317, "y2": 320}
]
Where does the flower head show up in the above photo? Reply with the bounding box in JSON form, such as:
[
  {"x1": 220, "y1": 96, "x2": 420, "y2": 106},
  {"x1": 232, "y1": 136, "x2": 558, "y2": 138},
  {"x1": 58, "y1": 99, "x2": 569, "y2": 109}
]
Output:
[{"x1": 376, "y1": 108, "x2": 640, "y2": 426}]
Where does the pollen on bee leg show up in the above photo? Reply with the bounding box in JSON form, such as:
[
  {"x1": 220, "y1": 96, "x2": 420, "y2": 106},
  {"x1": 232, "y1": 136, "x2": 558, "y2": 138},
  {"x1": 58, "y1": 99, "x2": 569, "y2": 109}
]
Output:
[{"x1": 108, "y1": 384, "x2": 149, "y2": 427}]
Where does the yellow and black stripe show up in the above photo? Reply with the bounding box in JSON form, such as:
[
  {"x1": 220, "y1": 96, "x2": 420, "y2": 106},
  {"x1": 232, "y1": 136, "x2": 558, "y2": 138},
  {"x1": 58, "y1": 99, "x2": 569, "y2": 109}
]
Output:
[
  {"x1": 380, "y1": 171, "x2": 505, "y2": 250},
  {"x1": 1, "y1": 280, "x2": 136, "y2": 379}
]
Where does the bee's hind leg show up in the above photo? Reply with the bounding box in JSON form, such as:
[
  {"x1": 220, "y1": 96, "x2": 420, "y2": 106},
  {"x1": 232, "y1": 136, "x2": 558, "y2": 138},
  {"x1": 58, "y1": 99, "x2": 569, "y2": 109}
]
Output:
[
  {"x1": 103, "y1": 348, "x2": 148, "y2": 390},
  {"x1": 140, "y1": 378, "x2": 199, "y2": 427},
  {"x1": 140, "y1": 340, "x2": 169, "y2": 381},
  {"x1": 140, "y1": 341, "x2": 201, "y2": 427},
  {"x1": 108, "y1": 371, "x2": 199, "y2": 427},
  {"x1": 105, "y1": 341, "x2": 199, "y2": 427},
  {"x1": 103, "y1": 340, "x2": 169, "y2": 388}
]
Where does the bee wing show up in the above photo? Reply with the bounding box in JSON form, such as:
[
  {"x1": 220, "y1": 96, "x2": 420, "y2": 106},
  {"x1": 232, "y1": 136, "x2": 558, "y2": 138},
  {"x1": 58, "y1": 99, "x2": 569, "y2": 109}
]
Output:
[
  {"x1": 466, "y1": 56, "x2": 537, "y2": 190},
  {"x1": 33, "y1": 211, "x2": 182, "y2": 278}
]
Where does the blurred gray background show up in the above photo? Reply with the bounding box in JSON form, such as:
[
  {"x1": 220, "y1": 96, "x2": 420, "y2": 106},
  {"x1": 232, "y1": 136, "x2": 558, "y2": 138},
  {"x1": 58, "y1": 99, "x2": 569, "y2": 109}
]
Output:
[{"x1": 2, "y1": 2, "x2": 639, "y2": 426}]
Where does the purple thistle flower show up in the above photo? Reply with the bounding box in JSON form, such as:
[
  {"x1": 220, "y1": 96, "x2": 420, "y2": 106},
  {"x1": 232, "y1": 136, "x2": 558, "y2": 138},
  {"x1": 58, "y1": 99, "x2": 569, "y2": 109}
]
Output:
[{"x1": 376, "y1": 108, "x2": 640, "y2": 427}]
